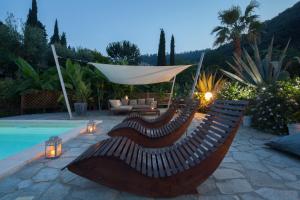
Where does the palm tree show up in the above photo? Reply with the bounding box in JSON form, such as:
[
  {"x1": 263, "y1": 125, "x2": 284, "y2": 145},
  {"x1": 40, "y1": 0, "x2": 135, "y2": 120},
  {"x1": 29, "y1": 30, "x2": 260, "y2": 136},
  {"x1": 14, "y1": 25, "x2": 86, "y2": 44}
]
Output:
[{"x1": 211, "y1": 0, "x2": 261, "y2": 57}]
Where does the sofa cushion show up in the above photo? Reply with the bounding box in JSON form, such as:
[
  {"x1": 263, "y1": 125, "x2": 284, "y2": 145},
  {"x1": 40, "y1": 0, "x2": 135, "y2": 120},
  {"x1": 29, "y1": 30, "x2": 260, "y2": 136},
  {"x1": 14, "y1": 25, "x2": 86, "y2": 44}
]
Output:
[
  {"x1": 111, "y1": 105, "x2": 132, "y2": 111},
  {"x1": 121, "y1": 98, "x2": 129, "y2": 105},
  {"x1": 138, "y1": 99, "x2": 146, "y2": 105},
  {"x1": 265, "y1": 134, "x2": 300, "y2": 157},
  {"x1": 109, "y1": 100, "x2": 122, "y2": 108},
  {"x1": 146, "y1": 98, "x2": 155, "y2": 105},
  {"x1": 129, "y1": 99, "x2": 137, "y2": 105},
  {"x1": 133, "y1": 104, "x2": 150, "y2": 109}
]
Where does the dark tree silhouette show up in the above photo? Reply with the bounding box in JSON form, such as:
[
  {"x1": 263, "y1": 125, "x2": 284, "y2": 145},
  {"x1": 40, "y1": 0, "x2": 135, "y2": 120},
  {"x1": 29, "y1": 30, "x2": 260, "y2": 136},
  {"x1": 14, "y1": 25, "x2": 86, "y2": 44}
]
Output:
[
  {"x1": 25, "y1": 0, "x2": 45, "y2": 31},
  {"x1": 157, "y1": 29, "x2": 166, "y2": 66},
  {"x1": 170, "y1": 35, "x2": 175, "y2": 65},
  {"x1": 106, "y1": 40, "x2": 140, "y2": 65},
  {"x1": 60, "y1": 32, "x2": 67, "y2": 46},
  {"x1": 50, "y1": 19, "x2": 60, "y2": 44},
  {"x1": 26, "y1": 0, "x2": 38, "y2": 26}
]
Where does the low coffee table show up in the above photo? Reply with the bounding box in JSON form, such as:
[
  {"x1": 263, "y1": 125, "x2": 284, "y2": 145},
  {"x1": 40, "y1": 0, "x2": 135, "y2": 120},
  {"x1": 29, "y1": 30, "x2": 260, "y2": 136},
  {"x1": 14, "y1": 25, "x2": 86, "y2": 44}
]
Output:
[{"x1": 131, "y1": 107, "x2": 160, "y2": 116}]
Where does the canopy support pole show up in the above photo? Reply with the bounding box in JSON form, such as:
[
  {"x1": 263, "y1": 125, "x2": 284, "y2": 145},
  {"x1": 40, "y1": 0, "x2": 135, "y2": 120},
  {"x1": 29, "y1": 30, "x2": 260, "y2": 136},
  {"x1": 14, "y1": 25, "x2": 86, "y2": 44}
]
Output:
[
  {"x1": 51, "y1": 45, "x2": 73, "y2": 119},
  {"x1": 167, "y1": 76, "x2": 176, "y2": 108},
  {"x1": 190, "y1": 52, "x2": 205, "y2": 98}
]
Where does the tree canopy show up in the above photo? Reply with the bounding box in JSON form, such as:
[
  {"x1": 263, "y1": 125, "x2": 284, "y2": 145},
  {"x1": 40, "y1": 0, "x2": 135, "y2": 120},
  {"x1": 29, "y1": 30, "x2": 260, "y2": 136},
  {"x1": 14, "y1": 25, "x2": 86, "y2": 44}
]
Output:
[
  {"x1": 211, "y1": 0, "x2": 261, "y2": 57},
  {"x1": 106, "y1": 40, "x2": 140, "y2": 65}
]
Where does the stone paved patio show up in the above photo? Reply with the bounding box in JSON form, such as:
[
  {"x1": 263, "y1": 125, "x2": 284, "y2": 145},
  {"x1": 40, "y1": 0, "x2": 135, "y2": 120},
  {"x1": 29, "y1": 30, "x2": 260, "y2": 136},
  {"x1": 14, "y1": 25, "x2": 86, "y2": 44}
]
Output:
[{"x1": 0, "y1": 112, "x2": 300, "y2": 200}]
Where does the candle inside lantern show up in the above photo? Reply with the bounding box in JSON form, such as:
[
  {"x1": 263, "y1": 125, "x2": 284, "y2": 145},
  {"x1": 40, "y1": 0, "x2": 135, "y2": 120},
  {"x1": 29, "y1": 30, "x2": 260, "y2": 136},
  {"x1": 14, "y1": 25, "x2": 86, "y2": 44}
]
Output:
[
  {"x1": 45, "y1": 136, "x2": 62, "y2": 159},
  {"x1": 49, "y1": 146, "x2": 55, "y2": 158},
  {"x1": 87, "y1": 120, "x2": 96, "y2": 133}
]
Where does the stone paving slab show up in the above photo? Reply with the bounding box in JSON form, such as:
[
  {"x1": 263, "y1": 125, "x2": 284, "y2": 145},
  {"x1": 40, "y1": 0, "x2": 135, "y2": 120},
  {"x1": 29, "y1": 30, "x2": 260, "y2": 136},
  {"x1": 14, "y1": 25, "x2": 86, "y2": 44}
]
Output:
[{"x1": 0, "y1": 112, "x2": 299, "y2": 200}]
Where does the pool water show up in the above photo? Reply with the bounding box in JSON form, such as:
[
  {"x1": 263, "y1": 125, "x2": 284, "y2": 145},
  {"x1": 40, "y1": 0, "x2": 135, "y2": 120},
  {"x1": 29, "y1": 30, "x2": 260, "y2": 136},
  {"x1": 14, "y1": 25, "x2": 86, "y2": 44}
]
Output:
[{"x1": 0, "y1": 121, "x2": 84, "y2": 160}]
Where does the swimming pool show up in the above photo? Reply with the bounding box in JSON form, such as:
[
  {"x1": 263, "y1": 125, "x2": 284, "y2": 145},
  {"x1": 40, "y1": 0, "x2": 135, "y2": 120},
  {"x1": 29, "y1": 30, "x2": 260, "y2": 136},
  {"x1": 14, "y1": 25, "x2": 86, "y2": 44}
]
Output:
[{"x1": 0, "y1": 120, "x2": 87, "y2": 160}]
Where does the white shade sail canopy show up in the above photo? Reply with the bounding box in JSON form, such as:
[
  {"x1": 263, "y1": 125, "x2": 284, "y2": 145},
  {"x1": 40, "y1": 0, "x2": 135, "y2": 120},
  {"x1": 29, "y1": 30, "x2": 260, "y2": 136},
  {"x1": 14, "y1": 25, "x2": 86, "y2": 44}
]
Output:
[{"x1": 89, "y1": 63, "x2": 192, "y2": 85}]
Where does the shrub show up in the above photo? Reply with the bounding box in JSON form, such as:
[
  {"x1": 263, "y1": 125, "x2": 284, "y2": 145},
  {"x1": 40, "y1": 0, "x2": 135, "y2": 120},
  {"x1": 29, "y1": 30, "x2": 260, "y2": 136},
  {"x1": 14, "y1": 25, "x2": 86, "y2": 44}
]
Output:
[
  {"x1": 252, "y1": 78, "x2": 300, "y2": 135},
  {"x1": 195, "y1": 73, "x2": 225, "y2": 111},
  {"x1": 217, "y1": 81, "x2": 257, "y2": 115},
  {"x1": 217, "y1": 81, "x2": 257, "y2": 100},
  {"x1": 0, "y1": 79, "x2": 20, "y2": 116},
  {"x1": 221, "y1": 38, "x2": 291, "y2": 88}
]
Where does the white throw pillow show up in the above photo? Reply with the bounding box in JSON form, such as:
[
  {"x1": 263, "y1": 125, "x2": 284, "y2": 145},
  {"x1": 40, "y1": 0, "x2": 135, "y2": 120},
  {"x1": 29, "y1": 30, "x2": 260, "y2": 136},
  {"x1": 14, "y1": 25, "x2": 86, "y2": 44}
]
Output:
[{"x1": 109, "y1": 100, "x2": 122, "y2": 108}]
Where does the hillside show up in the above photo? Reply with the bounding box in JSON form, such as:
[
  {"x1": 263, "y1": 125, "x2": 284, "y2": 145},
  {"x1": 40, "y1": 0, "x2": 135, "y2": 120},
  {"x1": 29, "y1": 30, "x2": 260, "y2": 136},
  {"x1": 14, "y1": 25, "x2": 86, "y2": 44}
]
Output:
[
  {"x1": 141, "y1": 1, "x2": 300, "y2": 66},
  {"x1": 261, "y1": 1, "x2": 300, "y2": 49}
]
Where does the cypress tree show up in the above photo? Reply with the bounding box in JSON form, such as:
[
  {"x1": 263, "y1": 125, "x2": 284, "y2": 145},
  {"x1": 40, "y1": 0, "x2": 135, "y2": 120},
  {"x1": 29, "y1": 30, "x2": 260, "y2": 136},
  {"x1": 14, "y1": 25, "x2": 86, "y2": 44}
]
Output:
[
  {"x1": 157, "y1": 29, "x2": 166, "y2": 66},
  {"x1": 60, "y1": 32, "x2": 67, "y2": 46},
  {"x1": 170, "y1": 35, "x2": 175, "y2": 65},
  {"x1": 23, "y1": 0, "x2": 48, "y2": 68},
  {"x1": 50, "y1": 19, "x2": 60, "y2": 44},
  {"x1": 26, "y1": 0, "x2": 38, "y2": 26}
]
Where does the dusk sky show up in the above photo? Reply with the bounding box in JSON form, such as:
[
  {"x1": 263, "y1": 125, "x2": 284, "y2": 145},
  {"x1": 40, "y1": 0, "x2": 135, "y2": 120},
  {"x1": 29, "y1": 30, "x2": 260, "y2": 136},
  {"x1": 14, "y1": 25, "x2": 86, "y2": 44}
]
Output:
[{"x1": 0, "y1": 0, "x2": 299, "y2": 55}]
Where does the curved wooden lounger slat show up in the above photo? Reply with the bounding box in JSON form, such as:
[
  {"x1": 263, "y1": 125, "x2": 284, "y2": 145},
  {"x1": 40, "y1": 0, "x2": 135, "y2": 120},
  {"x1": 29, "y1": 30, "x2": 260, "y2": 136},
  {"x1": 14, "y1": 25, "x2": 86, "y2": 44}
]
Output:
[
  {"x1": 108, "y1": 100, "x2": 199, "y2": 148},
  {"x1": 66, "y1": 100, "x2": 248, "y2": 198},
  {"x1": 122, "y1": 99, "x2": 181, "y2": 128}
]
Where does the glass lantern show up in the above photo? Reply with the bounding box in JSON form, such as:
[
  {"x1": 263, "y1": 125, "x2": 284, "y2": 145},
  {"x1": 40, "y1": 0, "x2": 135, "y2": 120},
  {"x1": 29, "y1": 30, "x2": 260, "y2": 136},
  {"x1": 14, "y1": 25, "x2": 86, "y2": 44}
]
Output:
[
  {"x1": 86, "y1": 120, "x2": 96, "y2": 134},
  {"x1": 45, "y1": 136, "x2": 62, "y2": 159}
]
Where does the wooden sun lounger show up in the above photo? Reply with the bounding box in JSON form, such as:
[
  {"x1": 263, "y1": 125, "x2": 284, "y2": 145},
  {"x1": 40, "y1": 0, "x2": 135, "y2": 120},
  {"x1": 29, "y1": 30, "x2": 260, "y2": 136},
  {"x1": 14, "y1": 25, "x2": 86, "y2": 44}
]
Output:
[
  {"x1": 107, "y1": 100, "x2": 200, "y2": 148},
  {"x1": 122, "y1": 99, "x2": 181, "y2": 128},
  {"x1": 65, "y1": 100, "x2": 248, "y2": 198}
]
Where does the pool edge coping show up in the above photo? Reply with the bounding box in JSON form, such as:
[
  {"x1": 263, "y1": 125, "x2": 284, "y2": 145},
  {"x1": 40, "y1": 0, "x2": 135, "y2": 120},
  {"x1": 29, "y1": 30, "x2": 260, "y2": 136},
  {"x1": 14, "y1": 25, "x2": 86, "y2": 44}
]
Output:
[{"x1": 0, "y1": 120, "x2": 102, "y2": 179}]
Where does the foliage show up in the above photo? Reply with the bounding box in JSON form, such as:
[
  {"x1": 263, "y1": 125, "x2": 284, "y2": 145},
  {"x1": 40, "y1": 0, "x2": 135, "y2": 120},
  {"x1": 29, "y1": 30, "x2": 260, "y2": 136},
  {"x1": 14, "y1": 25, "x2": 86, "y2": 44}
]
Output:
[
  {"x1": 170, "y1": 35, "x2": 175, "y2": 65},
  {"x1": 0, "y1": 78, "x2": 18, "y2": 100},
  {"x1": 25, "y1": 0, "x2": 46, "y2": 37},
  {"x1": 157, "y1": 29, "x2": 166, "y2": 66},
  {"x1": 63, "y1": 60, "x2": 91, "y2": 103},
  {"x1": 106, "y1": 41, "x2": 140, "y2": 65},
  {"x1": 195, "y1": 73, "x2": 226, "y2": 109},
  {"x1": 217, "y1": 81, "x2": 257, "y2": 100},
  {"x1": 50, "y1": 19, "x2": 60, "y2": 44},
  {"x1": 211, "y1": 0, "x2": 261, "y2": 57},
  {"x1": 0, "y1": 14, "x2": 22, "y2": 77},
  {"x1": 289, "y1": 111, "x2": 300, "y2": 123},
  {"x1": 221, "y1": 38, "x2": 291, "y2": 88},
  {"x1": 252, "y1": 78, "x2": 300, "y2": 134},
  {"x1": 0, "y1": 79, "x2": 20, "y2": 117},
  {"x1": 23, "y1": 25, "x2": 48, "y2": 69},
  {"x1": 14, "y1": 57, "x2": 59, "y2": 94},
  {"x1": 60, "y1": 32, "x2": 67, "y2": 46},
  {"x1": 82, "y1": 66, "x2": 107, "y2": 109}
]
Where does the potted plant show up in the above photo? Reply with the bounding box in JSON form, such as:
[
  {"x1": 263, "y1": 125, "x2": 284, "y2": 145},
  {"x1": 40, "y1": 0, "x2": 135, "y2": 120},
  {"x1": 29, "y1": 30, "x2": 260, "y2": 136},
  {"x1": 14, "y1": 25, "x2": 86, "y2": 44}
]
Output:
[
  {"x1": 63, "y1": 60, "x2": 92, "y2": 115},
  {"x1": 287, "y1": 111, "x2": 300, "y2": 134},
  {"x1": 73, "y1": 81, "x2": 91, "y2": 116}
]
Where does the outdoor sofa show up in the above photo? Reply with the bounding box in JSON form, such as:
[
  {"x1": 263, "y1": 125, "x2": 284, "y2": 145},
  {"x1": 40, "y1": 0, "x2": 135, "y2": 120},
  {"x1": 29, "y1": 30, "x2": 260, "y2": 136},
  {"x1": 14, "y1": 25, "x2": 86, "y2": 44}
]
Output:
[{"x1": 109, "y1": 98, "x2": 157, "y2": 114}]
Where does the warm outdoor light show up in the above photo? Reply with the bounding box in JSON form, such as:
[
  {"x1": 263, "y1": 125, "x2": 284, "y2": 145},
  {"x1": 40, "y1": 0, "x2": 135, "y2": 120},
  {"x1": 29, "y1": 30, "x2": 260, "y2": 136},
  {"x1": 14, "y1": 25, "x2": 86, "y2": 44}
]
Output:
[
  {"x1": 204, "y1": 92, "x2": 213, "y2": 102},
  {"x1": 86, "y1": 120, "x2": 96, "y2": 133},
  {"x1": 125, "y1": 95, "x2": 128, "y2": 100},
  {"x1": 45, "y1": 136, "x2": 62, "y2": 159},
  {"x1": 150, "y1": 101, "x2": 155, "y2": 110}
]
